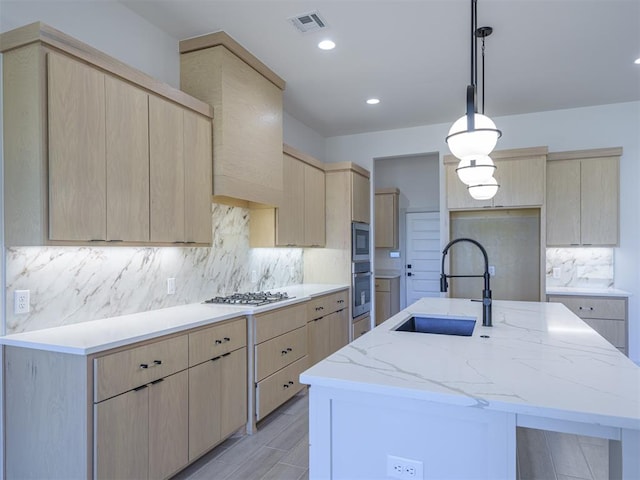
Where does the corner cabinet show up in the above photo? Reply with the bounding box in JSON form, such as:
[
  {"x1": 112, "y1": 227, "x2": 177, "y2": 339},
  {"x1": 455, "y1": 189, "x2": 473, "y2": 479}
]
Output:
[
  {"x1": 445, "y1": 147, "x2": 547, "y2": 210},
  {"x1": 1, "y1": 23, "x2": 213, "y2": 247},
  {"x1": 375, "y1": 188, "x2": 399, "y2": 249},
  {"x1": 546, "y1": 148, "x2": 621, "y2": 246},
  {"x1": 180, "y1": 32, "x2": 284, "y2": 207},
  {"x1": 250, "y1": 145, "x2": 326, "y2": 247}
]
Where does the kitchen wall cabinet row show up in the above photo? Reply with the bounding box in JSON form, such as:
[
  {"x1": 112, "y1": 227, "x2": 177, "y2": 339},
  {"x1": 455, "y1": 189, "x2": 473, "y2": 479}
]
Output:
[
  {"x1": 180, "y1": 31, "x2": 285, "y2": 207},
  {"x1": 4, "y1": 316, "x2": 248, "y2": 480},
  {"x1": 445, "y1": 147, "x2": 548, "y2": 210},
  {"x1": 250, "y1": 144, "x2": 326, "y2": 247},
  {"x1": 546, "y1": 148, "x2": 621, "y2": 247},
  {"x1": 1, "y1": 23, "x2": 214, "y2": 247}
]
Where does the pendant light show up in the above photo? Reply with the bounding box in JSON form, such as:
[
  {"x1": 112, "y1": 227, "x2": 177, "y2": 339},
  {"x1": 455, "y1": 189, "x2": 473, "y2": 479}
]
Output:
[{"x1": 446, "y1": 0, "x2": 501, "y2": 200}]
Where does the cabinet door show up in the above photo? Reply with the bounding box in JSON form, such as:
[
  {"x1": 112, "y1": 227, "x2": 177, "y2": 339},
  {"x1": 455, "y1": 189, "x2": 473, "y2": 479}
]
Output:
[
  {"x1": 352, "y1": 315, "x2": 371, "y2": 340},
  {"x1": 149, "y1": 95, "x2": 185, "y2": 242},
  {"x1": 105, "y1": 76, "x2": 150, "y2": 242},
  {"x1": 277, "y1": 153, "x2": 305, "y2": 246},
  {"x1": 304, "y1": 163, "x2": 326, "y2": 246},
  {"x1": 546, "y1": 160, "x2": 581, "y2": 246},
  {"x1": 188, "y1": 357, "x2": 223, "y2": 461},
  {"x1": 48, "y1": 52, "x2": 106, "y2": 241},
  {"x1": 375, "y1": 193, "x2": 398, "y2": 248},
  {"x1": 220, "y1": 347, "x2": 248, "y2": 439},
  {"x1": 351, "y1": 172, "x2": 371, "y2": 223},
  {"x1": 375, "y1": 291, "x2": 391, "y2": 325},
  {"x1": 95, "y1": 387, "x2": 149, "y2": 480},
  {"x1": 581, "y1": 157, "x2": 618, "y2": 245},
  {"x1": 148, "y1": 371, "x2": 189, "y2": 480},
  {"x1": 184, "y1": 110, "x2": 213, "y2": 244},
  {"x1": 492, "y1": 157, "x2": 545, "y2": 207}
]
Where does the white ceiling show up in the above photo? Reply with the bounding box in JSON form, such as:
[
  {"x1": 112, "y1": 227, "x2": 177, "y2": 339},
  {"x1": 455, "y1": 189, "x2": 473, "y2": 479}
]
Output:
[{"x1": 120, "y1": 0, "x2": 640, "y2": 138}]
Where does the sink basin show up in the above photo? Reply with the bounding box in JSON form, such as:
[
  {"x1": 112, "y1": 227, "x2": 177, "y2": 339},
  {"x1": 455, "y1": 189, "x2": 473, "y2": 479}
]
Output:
[{"x1": 394, "y1": 315, "x2": 476, "y2": 336}]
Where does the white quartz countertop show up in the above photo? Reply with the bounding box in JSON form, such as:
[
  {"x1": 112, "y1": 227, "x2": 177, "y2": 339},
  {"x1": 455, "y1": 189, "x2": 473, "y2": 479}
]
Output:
[
  {"x1": 0, "y1": 283, "x2": 348, "y2": 356},
  {"x1": 300, "y1": 297, "x2": 640, "y2": 430},
  {"x1": 546, "y1": 286, "x2": 631, "y2": 297}
]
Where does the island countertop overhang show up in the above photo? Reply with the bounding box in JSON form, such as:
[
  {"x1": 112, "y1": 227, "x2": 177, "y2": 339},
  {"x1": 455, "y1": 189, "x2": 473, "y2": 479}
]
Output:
[{"x1": 300, "y1": 297, "x2": 640, "y2": 431}]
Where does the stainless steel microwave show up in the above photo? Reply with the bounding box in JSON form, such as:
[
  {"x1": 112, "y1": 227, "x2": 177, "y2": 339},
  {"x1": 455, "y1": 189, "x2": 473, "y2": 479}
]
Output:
[{"x1": 351, "y1": 222, "x2": 370, "y2": 262}]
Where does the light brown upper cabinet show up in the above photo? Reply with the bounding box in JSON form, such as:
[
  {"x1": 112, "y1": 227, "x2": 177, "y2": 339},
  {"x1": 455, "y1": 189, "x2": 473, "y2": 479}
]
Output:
[
  {"x1": 375, "y1": 188, "x2": 399, "y2": 249},
  {"x1": 445, "y1": 147, "x2": 548, "y2": 210},
  {"x1": 180, "y1": 32, "x2": 285, "y2": 207},
  {"x1": 351, "y1": 170, "x2": 371, "y2": 224},
  {"x1": 0, "y1": 22, "x2": 213, "y2": 246},
  {"x1": 546, "y1": 148, "x2": 621, "y2": 246},
  {"x1": 250, "y1": 145, "x2": 326, "y2": 247}
]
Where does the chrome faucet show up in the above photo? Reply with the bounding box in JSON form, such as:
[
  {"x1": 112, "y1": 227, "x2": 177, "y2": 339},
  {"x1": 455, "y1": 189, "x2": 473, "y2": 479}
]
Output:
[{"x1": 440, "y1": 238, "x2": 492, "y2": 327}]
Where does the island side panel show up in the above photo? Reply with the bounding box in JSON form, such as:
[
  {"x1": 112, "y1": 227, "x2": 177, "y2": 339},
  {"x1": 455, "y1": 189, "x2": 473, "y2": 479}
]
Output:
[
  {"x1": 308, "y1": 385, "x2": 516, "y2": 480},
  {"x1": 5, "y1": 346, "x2": 90, "y2": 479}
]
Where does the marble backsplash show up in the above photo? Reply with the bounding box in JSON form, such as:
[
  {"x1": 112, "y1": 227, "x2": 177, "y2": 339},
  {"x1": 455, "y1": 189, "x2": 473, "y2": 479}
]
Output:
[
  {"x1": 5, "y1": 204, "x2": 303, "y2": 334},
  {"x1": 545, "y1": 248, "x2": 614, "y2": 289}
]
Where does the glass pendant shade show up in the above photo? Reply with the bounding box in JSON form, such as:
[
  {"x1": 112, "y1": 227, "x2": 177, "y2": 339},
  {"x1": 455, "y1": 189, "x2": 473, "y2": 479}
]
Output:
[
  {"x1": 468, "y1": 176, "x2": 499, "y2": 200},
  {"x1": 456, "y1": 155, "x2": 496, "y2": 186},
  {"x1": 446, "y1": 113, "x2": 501, "y2": 159}
]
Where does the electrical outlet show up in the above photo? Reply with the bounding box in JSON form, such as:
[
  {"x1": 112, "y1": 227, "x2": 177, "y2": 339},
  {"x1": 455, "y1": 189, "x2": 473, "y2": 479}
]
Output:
[
  {"x1": 386, "y1": 455, "x2": 423, "y2": 479},
  {"x1": 167, "y1": 278, "x2": 176, "y2": 295},
  {"x1": 488, "y1": 265, "x2": 496, "y2": 276},
  {"x1": 14, "y1": 290, "x2": 30, "y2": 314}
]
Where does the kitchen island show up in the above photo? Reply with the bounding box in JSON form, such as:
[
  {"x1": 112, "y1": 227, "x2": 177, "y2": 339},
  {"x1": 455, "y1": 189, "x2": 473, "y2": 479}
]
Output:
[{"x1": 300, "y1": 297, "x2": 640, "y2": 479}]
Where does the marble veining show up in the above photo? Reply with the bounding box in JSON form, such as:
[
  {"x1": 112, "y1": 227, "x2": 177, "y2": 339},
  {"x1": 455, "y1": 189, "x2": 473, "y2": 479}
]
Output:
[
  {"x1": 546, "y1": 248, "x2": 614, "y2": 289},
  {"x1": 5, "y1": 204, "x2": 303, "y2": 334},
  {"x1": 301, "y1": 298, "x2": 640, "y2": 428}
]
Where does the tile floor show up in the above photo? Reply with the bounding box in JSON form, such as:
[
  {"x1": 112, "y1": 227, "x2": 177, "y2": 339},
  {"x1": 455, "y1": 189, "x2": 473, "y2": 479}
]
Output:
[{"x1": 174, "y1": 389, "x2": 608, "y2": 480}]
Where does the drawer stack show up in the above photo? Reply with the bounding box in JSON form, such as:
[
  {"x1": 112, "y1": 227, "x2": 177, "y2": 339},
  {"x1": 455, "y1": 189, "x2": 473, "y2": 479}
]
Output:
[
  {"x1": 548, "y1": 295, "x2": 628, "y2": 354},
  {"x1": 254, "y1": 302, "x2": 308, "y2": 421}
]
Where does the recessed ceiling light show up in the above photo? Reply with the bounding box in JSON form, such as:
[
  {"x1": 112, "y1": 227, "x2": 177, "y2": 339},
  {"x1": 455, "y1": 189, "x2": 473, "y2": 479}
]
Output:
[
  {"x1": 366, "y1": 98, "x2": 380, "y2": 105},
  {"x1": 635, "y1": 57, "x2": 640, "y2": 65},
  {"x1": 318, "y1": 40, "x2": 335, "y2": 50}
]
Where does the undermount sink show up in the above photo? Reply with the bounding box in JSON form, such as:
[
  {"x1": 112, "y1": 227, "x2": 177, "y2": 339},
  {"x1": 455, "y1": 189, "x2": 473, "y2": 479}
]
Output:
[{"x1": 394, "y1": 315, "x2": 476, "y2": 337}]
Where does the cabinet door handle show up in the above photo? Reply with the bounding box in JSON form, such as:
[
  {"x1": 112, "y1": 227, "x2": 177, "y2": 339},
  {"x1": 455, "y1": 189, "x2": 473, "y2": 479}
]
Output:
[
  {"x1": 134, "y1": 384, "x2": 148, "y2": 392},
  {"x1": 222, "y1": 352, "x2": 231, "y2": 357},
  {"x1": 139, "y1": 363, "x2": 149, "y2": 369},
  {"x1": 211, "y1": 355, "x2": 221, "y2": 362},
  {"x1": 150, "y1": 378, "x2": 164, "y2": 385}
]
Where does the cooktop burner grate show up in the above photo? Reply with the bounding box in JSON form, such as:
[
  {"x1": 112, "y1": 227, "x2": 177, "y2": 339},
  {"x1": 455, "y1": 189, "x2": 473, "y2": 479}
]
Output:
[{"x1": 204, "y1": 291, "x2": 293, "y2": 306}]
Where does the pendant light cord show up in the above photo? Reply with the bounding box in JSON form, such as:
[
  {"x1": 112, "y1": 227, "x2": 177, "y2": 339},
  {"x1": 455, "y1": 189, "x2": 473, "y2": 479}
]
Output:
[{"x1": 481, "y1": 36, "x2": 485, "y2": 114}]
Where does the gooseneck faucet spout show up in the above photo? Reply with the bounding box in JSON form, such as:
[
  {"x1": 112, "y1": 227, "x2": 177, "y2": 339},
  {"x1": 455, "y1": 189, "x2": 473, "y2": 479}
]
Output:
[{"x1": 440, "y1": 238, "x2": 492, "y2": 327}]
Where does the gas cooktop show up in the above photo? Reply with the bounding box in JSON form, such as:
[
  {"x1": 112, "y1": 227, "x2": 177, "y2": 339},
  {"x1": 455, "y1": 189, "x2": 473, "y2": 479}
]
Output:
[{"x1": 204, "y1": 291, "x2": 293, "y2": 307}]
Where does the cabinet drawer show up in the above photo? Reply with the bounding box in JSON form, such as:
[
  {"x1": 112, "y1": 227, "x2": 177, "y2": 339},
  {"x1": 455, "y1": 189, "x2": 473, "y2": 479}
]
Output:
[
  {"x1": 255, "y1": 325, "x2": 307, "y2": 382},
  {"x1": 375, "y1": 279, "x2": 390, "y2": 292},
  {"x1": 256, "y1": 355, "x2": 308, "y2": 421},
  {"x1": 307, "y1": 289, "x2": 349, "y2": 320},
  {"x1": 352, "y1": 315, "x2": 371, "y2": 340},
  {"x1": 548, "y1": 296, "x2": 626, "y2": 320},
  {"x1": 255, "y1": 303, "x2": 307, "y2": 344},
  {"x1": 582, "y1": 318, "x2": 626, "y2": 349},
  {"x1": 189, "y1": 317, "x2": 247, "y2": 367},
  {"x1": 94, "y1": 335, "x2": 188, "y2": 402}
]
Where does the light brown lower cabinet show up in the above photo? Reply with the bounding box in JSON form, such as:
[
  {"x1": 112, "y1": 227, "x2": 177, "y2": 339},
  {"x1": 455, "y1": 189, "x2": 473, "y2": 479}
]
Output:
[
  {"x1": 375, "y1": 277, "x2": 400, "y2": 325},
  {"x1": 308, "y1": 308, "x2": 350, "y2": 366},
  {"x1": 188, "y1": 347, "x2": 247, "y2": 461},
  {"x1": 95, "y1": 370, "x2": 189, "y2": 480},
  {"x1": 352, "y1": 314, "x2": 371, "y2": 340}
]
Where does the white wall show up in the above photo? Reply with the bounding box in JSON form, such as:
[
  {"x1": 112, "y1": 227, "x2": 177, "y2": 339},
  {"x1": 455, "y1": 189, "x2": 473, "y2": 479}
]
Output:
[
  {"x1": 283, "y1": 112, "x2": 327, "y2": 162},
  {"x1": 327, "y1": 101, "x2": 640, "y2": 363}
]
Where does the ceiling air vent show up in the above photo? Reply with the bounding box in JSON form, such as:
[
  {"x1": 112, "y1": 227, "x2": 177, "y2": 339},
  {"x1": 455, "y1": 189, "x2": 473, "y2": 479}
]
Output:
[{"x1": 288, "y1": 11, "x2": 328, "y2": 33}]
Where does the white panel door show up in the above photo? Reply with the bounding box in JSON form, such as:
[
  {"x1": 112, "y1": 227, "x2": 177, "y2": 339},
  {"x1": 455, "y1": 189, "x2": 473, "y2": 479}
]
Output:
[{"x1": 405, "y1": 212, "x2": 441, "y2": 306}]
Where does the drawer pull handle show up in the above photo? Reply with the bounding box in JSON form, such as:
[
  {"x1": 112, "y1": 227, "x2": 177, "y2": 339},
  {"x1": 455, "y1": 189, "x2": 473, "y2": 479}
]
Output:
[
  {"x1": 222, "y1": 352, "x2": 231, "y2": 357},
  {"x1": 338, "y1": 300, "x2": 344, "y2": 303},
  {"x1": 139, "y1": 363, "x2": 149, "y2": 369},
  {"x1": 224, "y1": 337, "x2": 230, "y2": 342},
  {"x1": 215, "y1": 339, "x2": 223, "y2": 345},
  {"x1": 211, "y1": 356, "x2": 221, "y2": 362},
  {"x1": 134, "y1": 384, "x2": 148, "y2": 392},
  {"x1": 151, "y1": 378, "x2": 164, "y2": 385},
  {"x1": 283, "y1": 384, "x2": 289, "y2": 389},
  {"x1": 153, "y1": 360, "x2": 162, "y2": 365},
  {"x1": 288, "y1": 381, "x2": 294, "y2": 385},
  {"x1": 282, "y1": 350, "x2": 289, "y2": 355},
  {"x1": 287, "y1": 347, "x2": 292, "y2": 352}
]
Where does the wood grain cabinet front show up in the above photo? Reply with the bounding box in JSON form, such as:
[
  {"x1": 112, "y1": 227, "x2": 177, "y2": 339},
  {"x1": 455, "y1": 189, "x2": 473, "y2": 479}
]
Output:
[
  {"x1": 548, "y1": 295, "x2": 628, "y2": 354},
  {"x1": 1, "y1": 23, "x2": 213, "y2": 246},
  {"x1": 307, "y1": 289, "x2": 350, "y2": 365},
  {"x1": 352, "y1": 315, "x2": 372, "y2": 340},
  {"x1": 375, "y1": 189, "x2": 399, "y2": 249},
  {"x1": 253, "y1": 302, "x2": 308, "y2": 420}
]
